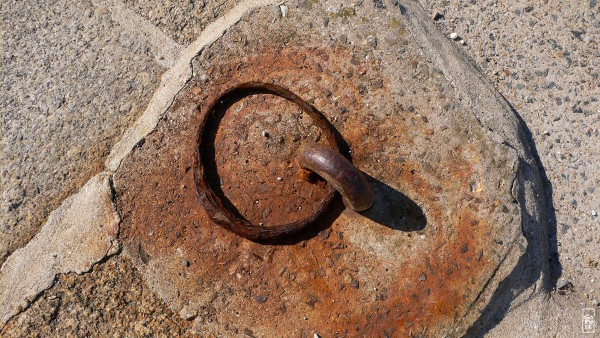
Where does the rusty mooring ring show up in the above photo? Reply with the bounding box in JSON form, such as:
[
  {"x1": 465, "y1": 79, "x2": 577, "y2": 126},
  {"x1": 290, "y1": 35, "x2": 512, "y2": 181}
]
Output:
[
  {"x1": 194, "y1": 81, "x2": 370, "y2": 241},
  {"x1": 297, "y1": 143, "x2": 374, "y2": 212}
]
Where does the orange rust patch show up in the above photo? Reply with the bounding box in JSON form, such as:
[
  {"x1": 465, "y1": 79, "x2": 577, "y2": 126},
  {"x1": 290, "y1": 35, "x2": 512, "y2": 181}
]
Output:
[
  {"x1": 115, "y1": 38, "x2": 516, "y2": 337},
  {"x1": 208, "y1": 92, "x2": 332, "y2": 227}
]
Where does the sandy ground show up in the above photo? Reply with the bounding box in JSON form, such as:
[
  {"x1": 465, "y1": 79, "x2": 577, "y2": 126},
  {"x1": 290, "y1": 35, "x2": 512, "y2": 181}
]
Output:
[{"x1": 1, "y1": 0, "x2": 599, "y2": 336}]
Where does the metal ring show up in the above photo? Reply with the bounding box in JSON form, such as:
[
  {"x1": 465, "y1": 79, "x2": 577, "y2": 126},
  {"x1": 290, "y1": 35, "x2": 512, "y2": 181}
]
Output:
[
  {"x1": 296, "y1": 143, "x2": 374, "y2": 212},
  {"x1": 194, "y1": 82, "x2": 341, "y2": 241}
]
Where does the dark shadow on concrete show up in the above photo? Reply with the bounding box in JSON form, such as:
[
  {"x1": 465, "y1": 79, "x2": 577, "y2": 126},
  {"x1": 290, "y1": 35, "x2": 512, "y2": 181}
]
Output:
[
  {"x1": 272, "y1": 173, "x2": 426, "y2": 245},
  {"x1": 465, "y1": 103, "x2": 560, "y2": 337},
  {"x1": 359, "y1": 173, "x2": 426, "y2": 232}
]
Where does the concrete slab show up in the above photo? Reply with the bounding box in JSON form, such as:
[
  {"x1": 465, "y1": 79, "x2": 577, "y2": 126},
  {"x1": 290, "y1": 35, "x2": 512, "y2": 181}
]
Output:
[
  {"x1": 0, "y1": 0, "x2": 165, "y2": 265},
  {"x1": 112, "y1": 0, "x2": 545, "y2": 336},
  {"x1": 124, "y1": 0, "x2": 242, "y2": 45}
]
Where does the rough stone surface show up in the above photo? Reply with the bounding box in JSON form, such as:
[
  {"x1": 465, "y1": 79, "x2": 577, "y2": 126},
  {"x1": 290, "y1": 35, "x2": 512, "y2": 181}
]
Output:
[
  {"x1": 112, "y1": 0, "x2": 541, "y2": 336},
  {"x1": 124, "y1": 0, "x2": 242, "y2": 45},
  {"x1": 419, "y1": 0, "x2": 600, "y2": 335},
  {"x1": 0, "y1": 173, "x2": 119, "y2": 327},
  {"x1": 1, "y1": 256, "x2": 196, "y2": 337},
  {"x1": 0, "y1": 0, "x2": 165, "y2": 265},
  {"x1": 104, "y1": 0, "x2": 278, "y2": 173},
  {"x1": 1, "y1": 0, "x2": 279, "y2": 333},
  {"x1": 105, "y1": 0, "x2": 184, "y2": 68}
]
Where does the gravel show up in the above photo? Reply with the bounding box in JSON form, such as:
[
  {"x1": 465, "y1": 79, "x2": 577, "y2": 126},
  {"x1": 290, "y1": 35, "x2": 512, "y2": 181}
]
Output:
[{"x1": 254, "y1": 294, "x2": 267, "y2": 303}]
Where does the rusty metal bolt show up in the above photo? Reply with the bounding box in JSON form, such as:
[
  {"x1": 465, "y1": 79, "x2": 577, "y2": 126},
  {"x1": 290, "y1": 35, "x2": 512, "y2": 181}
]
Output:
[{"x1": 296, "y1": 143, "x2": 373, "y2": 211}]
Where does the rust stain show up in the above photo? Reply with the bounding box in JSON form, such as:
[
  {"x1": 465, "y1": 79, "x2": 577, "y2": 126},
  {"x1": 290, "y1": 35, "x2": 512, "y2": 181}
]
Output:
[
  {"x1": 114, "y1": 42, "x2": 511, "y2": 337},
  {"x1": 195, "y1": 82, "x2": 342, "y2": 241}
]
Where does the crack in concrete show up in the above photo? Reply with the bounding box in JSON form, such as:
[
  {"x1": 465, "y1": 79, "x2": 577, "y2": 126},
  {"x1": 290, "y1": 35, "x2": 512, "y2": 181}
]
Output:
[{"x1": 0, "y1": 0, "x2": 278, "y2": 328}]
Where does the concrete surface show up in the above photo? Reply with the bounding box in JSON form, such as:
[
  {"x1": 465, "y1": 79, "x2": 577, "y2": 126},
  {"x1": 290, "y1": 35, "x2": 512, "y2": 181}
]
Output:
[
  {"x1": 112, "y1": 0, "x2": 537, "y2": 334},
  {"x1": 418, "y1": 1, "x2": 600, "y2": 336},
  {"x1": 0, "y1": 172, "x2": 119, "y2": 326},
  {"x1": 2, "y1": 256, "x2": 195, "y2": 337},
  {"x1": 124, "y1": 0, "x2": 242, "y2": 45},
  {"x1": 0, "y1": 0, "x2": 166, "y2": 266},
  {"x1": 0, "y1": 0, "x2": 598, "y2": 336}
]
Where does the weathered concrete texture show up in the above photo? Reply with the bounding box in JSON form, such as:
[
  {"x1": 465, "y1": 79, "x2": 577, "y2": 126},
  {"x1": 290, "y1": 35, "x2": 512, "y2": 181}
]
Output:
[
  {"x1": 0, "y1": 173, "x2": 119, "y2": 327},
  {"x1": 1, "y1": 256, "x2": 197, "y2": 337},
  {"x1": 399, "y1": 1, "x2": 553, "y2": 335},
  {"x1": 105, "y1": 0, "x2": 184, "y2": 68},
  {"x1": 113, "y1": 0, "x2": 545, "y2": 336},
  {"x1": 125, "y1": 0, "x2": 242, "y2": 45},
  {"x1": 419, "y1": 0, "x2": 600, "y2": 335},
  {"x1": 0, "y1": 0, "x2": 279, "y2": 330},
  {"x1": 0, "y1": 0, "x2": 165, "y2": 265},
  {"x1": 104, "y1": 0, "x2": 280, "y2": 172},
  {"x1": 2, "y1": 0, "x2": 585, "y2": 335}
]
